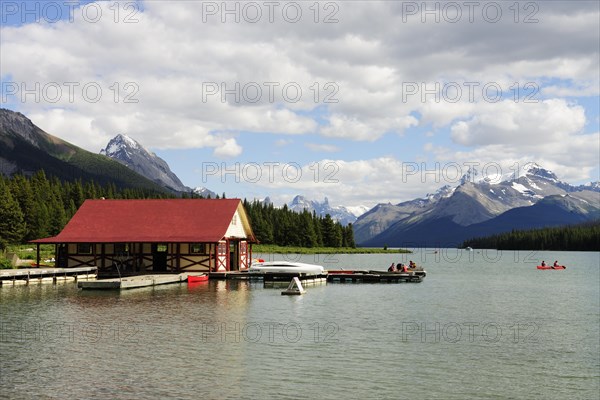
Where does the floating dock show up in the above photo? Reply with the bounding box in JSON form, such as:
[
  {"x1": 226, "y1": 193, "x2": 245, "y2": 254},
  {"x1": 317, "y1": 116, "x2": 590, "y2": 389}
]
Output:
[
  {"x1": 210, "y1": 271, "x2": 327, "y2": 286},
  {"x1": 327, "y1": 270, "x2": 426, "y2": 283},
  {"x1": 210, "y1": 270, "x2": 425, "y2": 284},
  {"x1": 0, "y1": 267, "x2": 97, "y2": 286},
  {"x1": 77, "y1": 273, "x2": 191, "y2": 290},
  {"x1": 1, "y1": 268, "x2": 426, "y2": 289}
]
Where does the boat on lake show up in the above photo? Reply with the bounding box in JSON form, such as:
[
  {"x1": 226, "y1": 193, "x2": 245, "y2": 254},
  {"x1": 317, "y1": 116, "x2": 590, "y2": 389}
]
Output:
[
  {"x1": 537, "y1": 265, "x2": 566, "y2": 270},
  {"x1": 249, "y1": 261, "x2": 326, "y2": 274},
  {"x1": 187, "y1": 274, "x2": 209, "y2": 283}
]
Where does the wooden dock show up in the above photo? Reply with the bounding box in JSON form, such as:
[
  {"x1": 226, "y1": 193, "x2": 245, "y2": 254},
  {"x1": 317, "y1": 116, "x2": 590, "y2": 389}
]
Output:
[
  {"x1": 0, "y1": 267, "x2": 97, "y2": 286},
  {"x1": 209, "y1": 270, "x2": 426, "y2": 284},
  {"x1": 77, "y1": 273, "x2": 190, "y2": 290},
  {"x1": 327, "y1": 270, "x2": 426, "y2": 283},
  {"x1": 210, "y1": 271, "x2": 327, "y2": 288}
]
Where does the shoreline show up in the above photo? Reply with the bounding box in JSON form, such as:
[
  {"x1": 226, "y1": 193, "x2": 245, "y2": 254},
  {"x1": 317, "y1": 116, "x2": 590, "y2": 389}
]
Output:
[{"x1": 252, "y1": 245, "x2": 411, "y2": 254}]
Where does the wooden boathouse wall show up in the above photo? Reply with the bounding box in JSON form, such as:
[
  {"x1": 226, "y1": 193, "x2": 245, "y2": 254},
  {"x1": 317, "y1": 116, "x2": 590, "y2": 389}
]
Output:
[{"x1": 57, "y1": 241, "x2": 251, "y2": 275}]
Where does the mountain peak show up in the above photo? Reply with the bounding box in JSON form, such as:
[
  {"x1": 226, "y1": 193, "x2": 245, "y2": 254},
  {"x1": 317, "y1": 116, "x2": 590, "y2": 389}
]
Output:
[
  {"x1": 287, "y1": 195, "x2": 366, "y2": 225},
  {"x1": 100, "y1": 134, "x2": 188, "y2": 192},
  {"x1": 460, "y1": 166, "x2": 480, "y2": 185},
  {"x1": 0, "y1": 108, "x2": 45, "y2": 148},
  {"x1": 193, "y1": 186, "x2": 217, "y2": 198},
  {"x1": 519, "y1": 163, "x2": 558, "y2": 182},
  {"x1": 100, "y1": 134, "x2": 143, "y2": 157}
]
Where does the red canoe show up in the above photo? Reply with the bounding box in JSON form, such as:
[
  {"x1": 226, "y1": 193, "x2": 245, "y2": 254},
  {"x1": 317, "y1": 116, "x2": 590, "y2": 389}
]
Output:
[
  {"x1": 537, "y1": 265, "x2": 566, "y2": 270},
  {"x1": 188, "y1": 274, "x2": 209, "y2": 283}
]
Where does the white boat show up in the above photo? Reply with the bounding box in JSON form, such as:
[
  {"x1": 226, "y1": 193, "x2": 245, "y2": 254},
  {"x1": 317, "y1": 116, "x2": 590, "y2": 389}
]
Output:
[{"x1": 249, "y1": 261, "x2": 326, "y2": 274}]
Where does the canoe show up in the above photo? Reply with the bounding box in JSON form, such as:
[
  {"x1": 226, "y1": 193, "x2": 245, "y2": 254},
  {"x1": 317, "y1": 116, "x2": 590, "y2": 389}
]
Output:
[
  {"x1": 536, "y1": 265, "x2": 566, "y2": 270},
  {"x1": 188, "y1": 274, "x2": 209, "y2": 283}
]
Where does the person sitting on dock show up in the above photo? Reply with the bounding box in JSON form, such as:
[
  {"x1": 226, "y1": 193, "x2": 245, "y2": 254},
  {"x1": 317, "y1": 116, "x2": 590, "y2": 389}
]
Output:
[
  {"x1": 400, "y1": 264, "x2": 409, "y2": 273},
  {"x1": 409, "y1": 260, "x2": 417, "y2": 269},
  {"x1": 388, "y1": 263, "x2": 396, "y2": 272}
]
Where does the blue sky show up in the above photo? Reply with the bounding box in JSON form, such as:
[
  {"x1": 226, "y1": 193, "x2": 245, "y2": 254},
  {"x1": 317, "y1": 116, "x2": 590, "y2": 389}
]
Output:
[{"x1": 1, "y1": 0, "x2": 599, "y2": 207}]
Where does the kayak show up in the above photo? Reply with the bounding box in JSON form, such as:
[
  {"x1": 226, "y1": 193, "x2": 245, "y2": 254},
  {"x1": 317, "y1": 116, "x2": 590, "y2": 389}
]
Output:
[
  {"x1": 188, "y1": 274, "x2": 209, "y2": 283},
  {"x1": 536, "y1": 265, "x2": 566, "y2": 270}
]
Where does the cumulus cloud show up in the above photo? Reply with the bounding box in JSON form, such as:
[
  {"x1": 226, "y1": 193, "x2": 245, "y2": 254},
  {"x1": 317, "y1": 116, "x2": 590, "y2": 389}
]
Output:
[
  {"x1": 1, "y1": 1, "x2": 598, "y2": 206},
  {"x1": 449, "y1": 99, "x2": 586, "y2": 147},
  {"x1": 213, "y1": 138, "x2": 242, "y2": 158},
  {"x1": 305, "y1": 143, "x2": 340, "y2": 153}
]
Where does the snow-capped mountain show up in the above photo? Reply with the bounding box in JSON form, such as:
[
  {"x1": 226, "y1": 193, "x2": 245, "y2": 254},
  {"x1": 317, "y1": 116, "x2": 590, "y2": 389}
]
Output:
[
  {"x1": 0, "y1": 109, "x2": 168, "y2": 193},
  {"x1": 100, "y1": 134, "x2": 189, "y2": 193},
  {"x1": 353, "y1": 185, "x2": 456, "y2": 243},
  {"x1": 193, "y1": 186, "x2": 217, "y2": 198},
  {"x1": 287, "y1": 195, "x2": 368, "y2": 225},
  {"x1": 354, "y1": 163, "x2": 600, "y2": 246}
]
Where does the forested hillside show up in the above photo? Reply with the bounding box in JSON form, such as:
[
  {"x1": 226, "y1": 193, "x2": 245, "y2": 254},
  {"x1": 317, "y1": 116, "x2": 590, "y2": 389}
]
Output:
[
  {"x1": 244, "y1": 199, "x2": 355, "y2": 248},
  {"x1": 0, "y1": 172, "x2": 353, "y2": 250},
  {"x1": 462, "y1": 221, "x2": 600, "y2": 251}
]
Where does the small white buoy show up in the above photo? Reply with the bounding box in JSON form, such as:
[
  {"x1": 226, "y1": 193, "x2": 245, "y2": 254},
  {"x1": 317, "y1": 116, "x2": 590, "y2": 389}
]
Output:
[{"x1": 281, "y1": 277, "x2": 306, "y2": 295}]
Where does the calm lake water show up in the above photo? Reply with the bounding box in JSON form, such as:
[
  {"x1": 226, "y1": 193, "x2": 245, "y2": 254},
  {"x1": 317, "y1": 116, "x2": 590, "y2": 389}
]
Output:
[{"x1": 1, "y1": 250, "x2": 598, "y2": 399}]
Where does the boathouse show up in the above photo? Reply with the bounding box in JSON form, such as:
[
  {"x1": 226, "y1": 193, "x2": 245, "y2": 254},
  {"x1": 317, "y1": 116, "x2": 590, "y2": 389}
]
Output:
[{"x1": 31, "y1": 199, "x2": 256, "y2": 276}]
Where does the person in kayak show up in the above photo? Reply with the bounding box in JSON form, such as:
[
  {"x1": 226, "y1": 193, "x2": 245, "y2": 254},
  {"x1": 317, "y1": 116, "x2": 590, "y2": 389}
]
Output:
[
  {"x1": 541, "y1": 261, "x2": 546, "y2": 267},
  {"x1": 553, "y1": 261, "x2": 559, "y2": 267}
]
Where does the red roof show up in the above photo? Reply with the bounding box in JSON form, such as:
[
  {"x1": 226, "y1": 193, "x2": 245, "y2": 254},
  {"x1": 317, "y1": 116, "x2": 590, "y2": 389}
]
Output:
[{"x1": 32, "y1": 199, "x2": 252, "y2": 243}]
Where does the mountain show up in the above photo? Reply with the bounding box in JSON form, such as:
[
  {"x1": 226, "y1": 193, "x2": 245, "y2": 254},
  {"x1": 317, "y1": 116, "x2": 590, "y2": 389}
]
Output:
[
  {"x1": 100, "y1": 134, "x2": 189, "y2": 192},
  {"x1": 355, "y1": 163, "x2": 600, "y2": 247},
  {"x1": 0, "y1": 108, "x2": 169, "y2": 193},
  {"x1": 353, "y1": 185, "x2": 455, "y2": 243},
  {"x1": 193, "y1": 186, "x2": 217, "y2": 198},
  {"x1": 287, "y1": 195, "x2": 368, "y2": 225}
]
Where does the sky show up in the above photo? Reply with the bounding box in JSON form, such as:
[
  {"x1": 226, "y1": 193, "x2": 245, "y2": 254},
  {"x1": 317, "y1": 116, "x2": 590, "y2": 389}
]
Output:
[{"x1": 1, "y1": 0, "x2": 599, "y2": 209}]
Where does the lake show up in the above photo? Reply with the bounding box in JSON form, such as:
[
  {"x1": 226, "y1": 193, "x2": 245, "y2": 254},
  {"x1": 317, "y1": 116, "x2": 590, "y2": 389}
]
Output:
[{"x1": 1, "y1": 250, "x2": 598, "y2": 399}]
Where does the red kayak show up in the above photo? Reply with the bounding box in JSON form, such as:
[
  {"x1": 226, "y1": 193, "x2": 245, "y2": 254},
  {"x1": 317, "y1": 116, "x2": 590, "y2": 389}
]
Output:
[
  {"x1": 188, "y1": 274, "x2": 209, "y2": 283},
  {"x1": 537, "y1": 265, "x2": 566, "y2": 270}
]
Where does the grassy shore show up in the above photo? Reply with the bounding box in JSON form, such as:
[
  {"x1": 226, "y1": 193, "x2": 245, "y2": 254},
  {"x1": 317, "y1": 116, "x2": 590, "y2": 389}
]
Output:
[
  {"x1": 1, "y1": 244, "x2": 56, "y2": 269},
  {"x1": 252, "y1": 245, "x2": 411, "y2": 254}
]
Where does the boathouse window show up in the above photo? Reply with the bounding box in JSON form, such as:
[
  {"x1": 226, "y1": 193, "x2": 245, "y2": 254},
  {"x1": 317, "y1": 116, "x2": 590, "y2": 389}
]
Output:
[
  {"x1": 114, "y1": 243, "x2": 129, "y2": 254},
  {"x1": 190, "y1": 243, "x2": 206, "y2": 254},
  {"x1": 156, "y1": 244, "x2": 168, "y2": 252},
  {"x1": 77, "y1": 243, "x2": 93, "y2": 254},
  {"x1": 231, "y1": 215, "x2": 237, "y2": 225}
]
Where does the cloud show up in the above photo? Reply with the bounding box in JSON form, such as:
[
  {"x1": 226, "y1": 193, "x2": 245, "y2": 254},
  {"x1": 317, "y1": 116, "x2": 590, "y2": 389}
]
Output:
[
  {"x1": 305, "y1": 143, "x2": 340, "y2": 153},
  {"x1": 450, "y1": 99, "x2": 586, "y2": 147},
  {"x1": 1, "y1": 1, "x2": 598, "y2": 206},
  {"x1": 213, "y1": 138, "x2": 242, "y2": 158},
  {"x1": 2, "y1": 1, "x2": 597, "y2": 148}
]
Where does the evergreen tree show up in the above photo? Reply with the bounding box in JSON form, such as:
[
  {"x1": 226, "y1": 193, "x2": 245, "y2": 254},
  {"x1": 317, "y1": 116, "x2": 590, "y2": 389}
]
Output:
[
  {"x1": 0, "y1": 180, "x2": 26, "y2": 249},
  {"x1": 321, "y1": 214, "x2": 339, "y2": 247}
]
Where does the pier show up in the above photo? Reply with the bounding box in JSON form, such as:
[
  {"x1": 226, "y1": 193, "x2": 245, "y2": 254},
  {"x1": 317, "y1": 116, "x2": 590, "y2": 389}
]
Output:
[
  {"x1": 0, "y1": 268, "x2": 426, "y2": 288},
  {"x1": 209, "y1": 271, "x2": 328, "y2": 287},
  {"x1": 0, "y1": 267, "x2": 97, "y2": 286},
  {"x1": 327, "y1": 270, "x2": 426, "y2": 283},
  {"x1": 210, "y1": 270, "x2": 426, "y2": 284}
]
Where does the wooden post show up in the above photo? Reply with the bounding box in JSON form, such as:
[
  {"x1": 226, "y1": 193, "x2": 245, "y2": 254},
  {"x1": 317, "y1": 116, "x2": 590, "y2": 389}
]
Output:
[
  {"x1": 36, "y1": 244, "x2": 40, "y2": 268},
  {"x1": 101, "y1": 243, "x2": 105, "y2": 272},
  {"x1": 176, "y1": 243, "x2": 181, "y2": 273}
]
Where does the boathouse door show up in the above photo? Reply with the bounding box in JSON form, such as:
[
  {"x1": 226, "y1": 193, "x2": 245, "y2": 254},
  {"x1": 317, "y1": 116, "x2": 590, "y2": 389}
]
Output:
[
  {"x1": 229, "y1": 241, "x2": 240, "y2": 271},
  {"x1": 152, "y1": 244, "x2": 168, "y2": 272},
  {"x1": 216, "y1": 241, "x2": 228, "y2": 271},
  {"x1": 239, "y1": 241, "x2": 248, "y2": 270}
]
